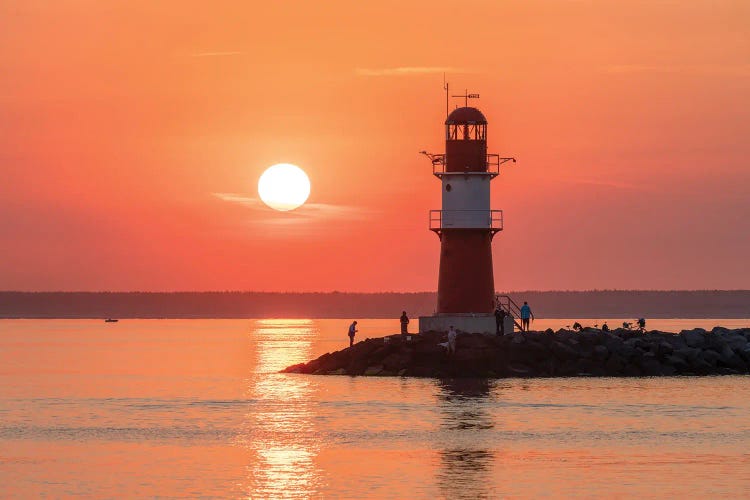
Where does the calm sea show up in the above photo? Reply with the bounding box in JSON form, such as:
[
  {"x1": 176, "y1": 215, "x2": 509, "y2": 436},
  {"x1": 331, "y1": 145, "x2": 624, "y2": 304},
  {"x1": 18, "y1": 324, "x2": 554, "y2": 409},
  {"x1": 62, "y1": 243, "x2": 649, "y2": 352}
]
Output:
[{"x1": 1, "y1": 318, "x2": 750, "y2": 498}]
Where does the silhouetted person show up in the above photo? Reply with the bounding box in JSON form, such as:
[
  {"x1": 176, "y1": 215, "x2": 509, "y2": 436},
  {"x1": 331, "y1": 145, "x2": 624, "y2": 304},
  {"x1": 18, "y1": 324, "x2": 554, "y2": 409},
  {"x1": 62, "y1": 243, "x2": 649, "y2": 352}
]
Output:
[
  {"x1": 520, "y1": 301, "x2": 534, "y2": 332},
  {"x1": 637, "y1": 318, "x2": 646, "y2": 332},
  {"x1": 447, "y1": 326, "x2": 457, "y2": 355},
  {"x1": 348, "y1": 320, "x2": 358, "y2": 347},
  {"x1": 494, "y1": 306, "x2": 506, "y2": 336},
  {"x1": 602, "y1": 322, "x2": 610, "y2": 333},
  {"x1": 400, "y1": 311, "x2": 409, "y2": 335}
]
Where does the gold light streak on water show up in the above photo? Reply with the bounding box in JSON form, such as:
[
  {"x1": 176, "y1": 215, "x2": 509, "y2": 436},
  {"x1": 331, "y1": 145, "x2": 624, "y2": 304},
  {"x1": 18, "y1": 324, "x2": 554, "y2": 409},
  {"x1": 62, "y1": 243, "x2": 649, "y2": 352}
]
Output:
[{"x1": 240, "y1": 319, "x2": 324, "y2": 497}]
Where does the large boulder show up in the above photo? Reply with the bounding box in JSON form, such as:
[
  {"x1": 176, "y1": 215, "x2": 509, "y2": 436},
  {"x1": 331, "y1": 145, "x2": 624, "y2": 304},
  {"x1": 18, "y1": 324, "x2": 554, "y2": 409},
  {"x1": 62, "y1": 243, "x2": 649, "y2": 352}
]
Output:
[
  {"x1": 552, "y1": 340, "x2": 580, "y2": 361},
  {"x1": 363, "y1": 365, "x2": 384, "y2": 376},
  {"x1": 382, "y1": 351, "x2": 413, "y2": 372},
  {"x1": 717, "y1": 345, "x2": 746, "y2": 371},
  {"x1": 313, "y1": 351, "x2": 348, "y2": 374},
  {"x1": 618, "y1": 341, "x2": 639, "y2": 360},
  {"x1": 602, "y1": 335, "x2": 625, "y2": 354},
  {"x1": 517, "y1": 339, "x2": 552, "y2": 362},
  {"x1": 457, "y1": 333, "x2": 491, "y2": 350},
  {"x1": 664, "y1": 354, "x2": 690, "y2": 373},
  {"x1": 657, "y1": 341, "x2": 674, "y2": 357},
  {"x1": 674, "y1": 347, "x2": 701, "y2": 363},
  {"x1": 511, "y1": 332, "x2": 526, "y2": 344},
  {"x1": 593, "y1": 345, "x2": 609, "y2": 361},
  {"x1": 407, "y1": 365, "x2": 438, "y2": 377},
  {"x1": 447, "y1": 348, "x2": 495, "y2": 377},
  {"x1": 604, "y1": 354, "x2": 625, "y2": 375},
  {"x1": 637, "y1": 352, "x2": 663, "y2": 375},
  {"x1": 680, "y1": 329, "x2": 707, "y2": 348},
  {"x1": 506, "y1": 363, "x2": 534, "y2": 376},
  {"x1": 701, "y1": 349, "x2": 721, "y2": 367},
  {"x1": 721, "y1": 333, "x2": 748, "y2": 351}
]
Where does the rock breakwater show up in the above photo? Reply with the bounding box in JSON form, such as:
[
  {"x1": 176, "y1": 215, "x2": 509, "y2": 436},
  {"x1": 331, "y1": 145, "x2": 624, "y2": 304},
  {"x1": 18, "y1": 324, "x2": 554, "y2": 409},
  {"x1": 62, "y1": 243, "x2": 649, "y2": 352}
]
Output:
[{"x1": 283, "y1": 327, "x2": 750, "y2": 378}]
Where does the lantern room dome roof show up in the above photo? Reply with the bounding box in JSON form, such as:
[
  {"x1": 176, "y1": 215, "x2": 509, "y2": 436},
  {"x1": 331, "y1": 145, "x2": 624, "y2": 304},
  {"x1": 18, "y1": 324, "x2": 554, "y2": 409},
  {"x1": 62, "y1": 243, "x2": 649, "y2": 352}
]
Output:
[{"x1": 445, "y1": 106, "x2": 487, "y2": 125}]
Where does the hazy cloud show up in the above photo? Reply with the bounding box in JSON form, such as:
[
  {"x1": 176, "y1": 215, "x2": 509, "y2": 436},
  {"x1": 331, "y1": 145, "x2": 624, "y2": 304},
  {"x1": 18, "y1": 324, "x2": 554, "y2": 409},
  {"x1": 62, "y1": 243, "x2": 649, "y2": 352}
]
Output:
[
  {"x1": 568, "y1": 179, "x2": 656, "y2": 192},
  {"x1": 190, "y1": 51, "x2": 245, "y2": 57},
  {"x1": 213, "y1": 193, "x2": 261, "y2": 207},
  {"x1": 213, "y1": 193, "x2": 371, "y2": 224},
  {"x1": 605, "y1": 64, "x2": 750, "y2": 76},
  {"x1": 356, "y1": 66, "x2": 468, "y2": 77}
]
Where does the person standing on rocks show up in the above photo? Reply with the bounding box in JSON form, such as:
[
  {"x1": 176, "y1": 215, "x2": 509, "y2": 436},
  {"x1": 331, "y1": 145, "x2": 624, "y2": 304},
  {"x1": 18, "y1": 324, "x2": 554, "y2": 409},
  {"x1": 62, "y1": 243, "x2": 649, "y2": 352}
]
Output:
[
  {"x1": 447, "y1": 326, "x2": 457, "y2": 355},
  {"x1": 348, "y1": 321, "x2": 358, "y2": 347},
  {"x1": 494, "y1": 305, "x2": 506, "y2": 336},
  {"x1": 520, "y1": 301, "x2": 534, "y2": 331},
  {"x1": 400, "y1": 311, "x2": 409, "y2": 336}
]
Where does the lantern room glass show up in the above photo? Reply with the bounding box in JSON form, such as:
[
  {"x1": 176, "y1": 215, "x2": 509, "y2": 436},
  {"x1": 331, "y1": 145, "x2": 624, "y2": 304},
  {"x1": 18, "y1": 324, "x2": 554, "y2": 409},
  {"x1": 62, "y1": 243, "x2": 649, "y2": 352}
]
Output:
[{"x1": 446, "y1": 123, "x2": 486, "y2": 141}]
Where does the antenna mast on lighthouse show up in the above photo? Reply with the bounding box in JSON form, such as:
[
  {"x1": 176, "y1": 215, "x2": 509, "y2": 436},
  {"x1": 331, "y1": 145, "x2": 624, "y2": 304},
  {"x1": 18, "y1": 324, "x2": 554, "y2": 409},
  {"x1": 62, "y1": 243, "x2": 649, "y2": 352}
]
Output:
[{"x1": 443, "y1": 74, "x2": 449, "y2": 120}]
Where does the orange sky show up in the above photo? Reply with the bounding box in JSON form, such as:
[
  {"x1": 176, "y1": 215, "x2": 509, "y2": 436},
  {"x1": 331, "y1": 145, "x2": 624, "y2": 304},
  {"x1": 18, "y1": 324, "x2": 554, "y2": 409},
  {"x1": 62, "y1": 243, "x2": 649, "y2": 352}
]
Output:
[{"x1": 1, "y1": 0, "x2": 749, "y2": 291}]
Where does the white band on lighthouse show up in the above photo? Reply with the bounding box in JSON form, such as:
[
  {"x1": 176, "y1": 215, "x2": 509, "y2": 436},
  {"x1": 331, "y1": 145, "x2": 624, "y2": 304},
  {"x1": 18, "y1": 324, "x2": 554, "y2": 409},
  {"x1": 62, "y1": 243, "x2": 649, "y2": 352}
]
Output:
[{"x1": 441, "y1": 176, "x2": 490, "y2": 227}]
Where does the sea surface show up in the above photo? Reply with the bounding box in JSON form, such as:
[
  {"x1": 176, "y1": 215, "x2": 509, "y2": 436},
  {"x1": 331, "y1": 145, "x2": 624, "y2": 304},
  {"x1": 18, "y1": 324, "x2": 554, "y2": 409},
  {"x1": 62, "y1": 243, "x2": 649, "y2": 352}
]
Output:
[{"x1": 1, "y1": 318, "x2": 750, "y2": 498}]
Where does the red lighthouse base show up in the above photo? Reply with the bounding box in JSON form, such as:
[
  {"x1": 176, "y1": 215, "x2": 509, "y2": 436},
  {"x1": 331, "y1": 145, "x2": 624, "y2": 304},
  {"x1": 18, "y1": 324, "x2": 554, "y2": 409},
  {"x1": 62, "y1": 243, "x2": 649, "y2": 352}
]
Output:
[{"x1": 436, "y1": 230, "x2": 495, "y2": 314}]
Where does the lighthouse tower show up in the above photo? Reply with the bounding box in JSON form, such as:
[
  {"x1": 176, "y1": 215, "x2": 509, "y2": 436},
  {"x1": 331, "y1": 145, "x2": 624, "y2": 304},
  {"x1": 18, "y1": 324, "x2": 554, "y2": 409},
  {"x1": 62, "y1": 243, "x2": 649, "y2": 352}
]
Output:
[{"x1": 419, "y1": 101, "x2": 516, "y2": 334}]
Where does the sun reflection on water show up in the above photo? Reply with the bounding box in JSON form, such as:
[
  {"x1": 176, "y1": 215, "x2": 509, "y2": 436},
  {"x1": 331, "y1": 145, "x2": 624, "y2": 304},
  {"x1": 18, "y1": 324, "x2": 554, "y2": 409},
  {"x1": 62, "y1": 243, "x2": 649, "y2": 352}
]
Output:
[{"x1": 239, "y1": 319, "x2": 324, "y2": 497}]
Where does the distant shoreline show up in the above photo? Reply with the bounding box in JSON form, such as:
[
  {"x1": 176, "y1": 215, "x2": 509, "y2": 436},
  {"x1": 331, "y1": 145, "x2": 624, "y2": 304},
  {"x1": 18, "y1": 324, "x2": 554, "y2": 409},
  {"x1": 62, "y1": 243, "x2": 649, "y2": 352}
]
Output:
[{"x1": 1, "y1": 291, "x2": 748, "y2": 319}]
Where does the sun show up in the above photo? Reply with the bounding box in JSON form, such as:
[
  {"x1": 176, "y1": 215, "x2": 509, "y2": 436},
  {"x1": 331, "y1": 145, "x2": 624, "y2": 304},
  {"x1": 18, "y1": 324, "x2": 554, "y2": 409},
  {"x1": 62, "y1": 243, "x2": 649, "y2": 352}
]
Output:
[{"x1": 258, "y1": 163, "x2": 311, "y2": 211}]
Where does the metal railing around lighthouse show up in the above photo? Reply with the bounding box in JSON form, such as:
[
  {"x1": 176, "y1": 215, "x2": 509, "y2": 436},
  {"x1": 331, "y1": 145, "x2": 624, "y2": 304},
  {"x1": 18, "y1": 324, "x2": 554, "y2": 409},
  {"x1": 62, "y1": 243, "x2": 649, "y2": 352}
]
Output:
[
  {"x1": 427, "y1": 154, "x2": 517, "y2": 178},
  {"x1": 429, "y1": 209, "x2": 503, "y2": 234}
]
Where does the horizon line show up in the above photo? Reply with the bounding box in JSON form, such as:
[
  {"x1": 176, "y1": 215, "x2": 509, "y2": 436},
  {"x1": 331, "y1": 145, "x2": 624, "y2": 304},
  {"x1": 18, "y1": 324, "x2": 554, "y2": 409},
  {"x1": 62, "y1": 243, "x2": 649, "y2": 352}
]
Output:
[{"x1": 2, "y1": 289, "x2": 749, "y2": 294}]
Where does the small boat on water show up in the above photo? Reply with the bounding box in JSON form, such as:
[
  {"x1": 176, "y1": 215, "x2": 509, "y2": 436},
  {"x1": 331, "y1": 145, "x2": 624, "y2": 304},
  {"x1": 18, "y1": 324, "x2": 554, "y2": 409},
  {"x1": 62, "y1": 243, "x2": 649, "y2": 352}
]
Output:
[{"x1": 104, "y1": 318, "x2": 119, "y2": 323}]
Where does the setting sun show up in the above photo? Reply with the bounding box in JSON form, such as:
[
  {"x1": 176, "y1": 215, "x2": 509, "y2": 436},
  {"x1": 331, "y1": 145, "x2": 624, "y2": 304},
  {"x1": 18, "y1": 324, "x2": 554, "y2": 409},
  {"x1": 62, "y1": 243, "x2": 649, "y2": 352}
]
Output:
[{"x1": 257, "y1": 163, "x2": 311, "y2": 212}]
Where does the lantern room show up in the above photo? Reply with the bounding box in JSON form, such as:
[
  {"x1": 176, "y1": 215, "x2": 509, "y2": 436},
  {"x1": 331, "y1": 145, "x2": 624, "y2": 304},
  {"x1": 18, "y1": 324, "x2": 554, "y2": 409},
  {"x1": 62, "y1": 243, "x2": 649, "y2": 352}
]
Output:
[{"x1": 445, "y1": 107, "x2": 488, "y2": 173}]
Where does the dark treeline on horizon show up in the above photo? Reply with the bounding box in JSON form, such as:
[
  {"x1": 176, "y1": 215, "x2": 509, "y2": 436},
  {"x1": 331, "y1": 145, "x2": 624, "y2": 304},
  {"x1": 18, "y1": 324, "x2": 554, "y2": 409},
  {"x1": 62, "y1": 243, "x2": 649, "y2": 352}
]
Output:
[{"x1": 1, "y1": 290, "x2": 749, "y2": 319}]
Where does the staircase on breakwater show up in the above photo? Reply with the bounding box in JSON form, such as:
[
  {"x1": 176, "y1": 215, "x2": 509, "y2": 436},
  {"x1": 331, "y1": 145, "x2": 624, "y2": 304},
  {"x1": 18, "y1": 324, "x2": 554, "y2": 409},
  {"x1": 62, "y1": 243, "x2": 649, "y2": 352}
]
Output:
[{"x1": 496, "y1": 294, "x2": 524, "y2": 332}]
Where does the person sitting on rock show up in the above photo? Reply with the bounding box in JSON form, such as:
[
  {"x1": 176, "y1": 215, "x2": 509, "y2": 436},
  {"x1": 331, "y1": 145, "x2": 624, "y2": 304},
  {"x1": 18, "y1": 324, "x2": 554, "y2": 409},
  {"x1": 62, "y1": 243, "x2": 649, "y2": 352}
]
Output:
[
  {"x1": 520, "y1": 301, "x2": 534, "y2": 331},
  {"x1": 348, "y1": 321, "x2": 358, "y2": 347},
  {"x1": 602, "y1": 322, "x2": 610, "y2": 333},
  {"x1": 637, "y1": 318, "x2": 646, "y2": 332},
  {"x1": 400, "y1": 311, "x2": 409, "y2": 336},
  {"x1": 447, "y1": 326, "x2": 457, "y2": 355}
]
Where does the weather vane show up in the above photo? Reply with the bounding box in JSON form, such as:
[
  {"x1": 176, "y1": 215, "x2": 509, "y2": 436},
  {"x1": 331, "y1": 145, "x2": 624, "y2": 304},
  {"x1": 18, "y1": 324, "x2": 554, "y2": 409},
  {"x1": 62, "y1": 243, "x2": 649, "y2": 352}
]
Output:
[
  {"x1": 443, "y1": 74, "x2": 480, "y2": 117},
  {"x1": 452, "y1": 89, "x2": 480, "y2": 108}
]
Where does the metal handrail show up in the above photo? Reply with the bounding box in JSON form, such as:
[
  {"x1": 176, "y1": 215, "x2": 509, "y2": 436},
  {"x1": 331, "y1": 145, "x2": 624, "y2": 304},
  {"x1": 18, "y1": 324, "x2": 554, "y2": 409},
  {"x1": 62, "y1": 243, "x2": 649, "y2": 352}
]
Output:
[
  {"x1": 496, "y1": 294, "x2": 522, "y2": 318},
  {"x1": 429, "y1": 209, "x2": 503, "y2": 231},
  {"x1": 496, "y1": 294, "x2": 525, "y2": 332},
  {"x1": 420, "y1": 151, "x2": 517, "y2": 176},
  {"x1": 429, "y1": 210, "x2": 442, "y2": 228},
  {"x1": 429, "y1": 154, "x2": 516, "y2": 176},
  {"x1": 486, "y1": 154, "x2": 517, "y2": 171},
  {"x1": 490, "y1": 210, "x2": 503, "y2": 229}
]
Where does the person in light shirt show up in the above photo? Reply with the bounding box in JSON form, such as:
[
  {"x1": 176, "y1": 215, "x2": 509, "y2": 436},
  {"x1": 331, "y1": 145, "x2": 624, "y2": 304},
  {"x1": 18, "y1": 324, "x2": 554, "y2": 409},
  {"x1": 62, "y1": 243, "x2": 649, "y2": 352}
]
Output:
[{"x1": 447, "y1": 326, "x2": 457, "y2": 354}]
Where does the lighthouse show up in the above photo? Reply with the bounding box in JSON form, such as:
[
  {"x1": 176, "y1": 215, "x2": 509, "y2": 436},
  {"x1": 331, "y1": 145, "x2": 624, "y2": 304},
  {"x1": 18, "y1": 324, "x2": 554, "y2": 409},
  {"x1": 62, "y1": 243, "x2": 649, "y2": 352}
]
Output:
[{"x1": 419, "y1": 98, "x2": 516, "y2": 334}]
